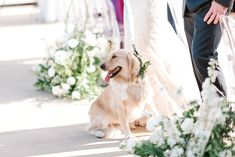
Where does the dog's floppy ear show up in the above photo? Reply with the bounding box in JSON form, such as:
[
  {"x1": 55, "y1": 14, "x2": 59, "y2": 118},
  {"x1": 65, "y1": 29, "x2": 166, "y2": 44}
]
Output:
[{"x1": 128, "y1": 52, "x2": 139, "y2": 82}]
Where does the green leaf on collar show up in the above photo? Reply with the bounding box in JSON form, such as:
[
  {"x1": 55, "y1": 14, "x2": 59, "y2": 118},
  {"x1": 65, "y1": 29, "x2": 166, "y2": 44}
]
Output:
[{"x1": 132, "y1": 44, "x2": 150, "y2": 79}]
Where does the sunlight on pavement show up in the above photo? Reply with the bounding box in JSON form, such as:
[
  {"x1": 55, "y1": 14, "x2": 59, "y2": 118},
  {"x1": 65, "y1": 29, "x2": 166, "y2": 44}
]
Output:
[
  {"x1": 0, "y1": 99, "x2": 90, "y2": 132},
  {"x1": 84, "y1": 141, "x2": 120, "y2": 146},
  {"x1": 27, "y1": 147, "x2": 127, "y2": 157}
]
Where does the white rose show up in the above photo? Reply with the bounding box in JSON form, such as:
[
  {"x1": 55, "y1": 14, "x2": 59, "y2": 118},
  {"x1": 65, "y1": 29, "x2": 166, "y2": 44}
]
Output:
[
  {"x1": 72, "y1": 91, "x2": 81, "y2": 99},
  {"x1": 181, "y1": 118, "x2": 194, "y2": 134},
  {"x1": 186, "y1": 150, "x2": 196, "y2": 157},
  {"x1": 67, "y1": 77, "x2": 76, "y2": 86},
  {"x1": 67, "y1": 38, "x2": 79, "y2": 48},
  {"x1": 170, "y1": 150, "x2": 179, "y2": 157},
  {"x1": 167, "y1": 137, "x2": 177, "y2": 147},
  {"x1": 61, "y1": 83, "x2": 70, "y2": 93},
  {"x1": 48, "y1": 67, "x2": 56, "y2": 78},
  {"x1": 149, "y1": 130, "x2": 164, "y2": 146},
  {"x1": 52, "y1": 86, "x2": 63, "y2": 97},
  {"x1": 87, "y1": 65, "x2": 96, "y2": 73},
  {"x1": 146, "y1": 117, "x2": 158, "y2": 132},
  {"x1": 170, "y1": 146, "x2": 184, "y2": 157}
]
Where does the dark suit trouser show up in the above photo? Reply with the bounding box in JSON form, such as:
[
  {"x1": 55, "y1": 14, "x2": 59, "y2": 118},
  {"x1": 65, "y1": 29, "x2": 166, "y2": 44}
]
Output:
[{"x1": 184, "y1": 3, "x2": 225, "y2": 93}]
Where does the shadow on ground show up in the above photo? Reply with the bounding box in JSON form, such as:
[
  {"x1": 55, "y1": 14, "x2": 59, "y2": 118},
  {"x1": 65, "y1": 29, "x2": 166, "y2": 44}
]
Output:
[{"x1": 0, "y1": 124, "x2": 149, "y2": 157}]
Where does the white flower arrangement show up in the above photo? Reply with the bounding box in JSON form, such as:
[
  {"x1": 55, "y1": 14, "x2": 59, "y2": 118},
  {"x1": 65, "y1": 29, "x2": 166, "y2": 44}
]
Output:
[
  {"x1": 181, "y1": 118, "x2": 194, "y2": 134},
  {"x1": 121, "y1": 59, "x2": 235, "y2": 157},
  {"x1": 33, "y1": 28, "x2": 112, "y2": 100}
]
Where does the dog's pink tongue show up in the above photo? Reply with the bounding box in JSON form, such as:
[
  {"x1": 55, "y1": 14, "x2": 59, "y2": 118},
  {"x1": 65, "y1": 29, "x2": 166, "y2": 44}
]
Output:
[{"x1": 104, "y1": 72, "x2": 110, "y2": 82}]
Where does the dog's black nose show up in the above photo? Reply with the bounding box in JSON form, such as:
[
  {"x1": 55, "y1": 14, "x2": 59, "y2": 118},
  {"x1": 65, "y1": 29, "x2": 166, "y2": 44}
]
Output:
[{"x1": 100, "y1": 63, "x2": 106, "y2": 70}]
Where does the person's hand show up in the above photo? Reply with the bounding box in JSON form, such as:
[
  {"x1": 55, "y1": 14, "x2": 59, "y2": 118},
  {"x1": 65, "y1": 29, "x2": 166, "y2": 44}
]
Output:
[{"x1": 204, "y1": 1, "x2": 228, "y2": 24}]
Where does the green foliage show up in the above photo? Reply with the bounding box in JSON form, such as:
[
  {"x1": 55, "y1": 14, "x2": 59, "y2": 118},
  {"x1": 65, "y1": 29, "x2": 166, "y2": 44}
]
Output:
[
  {"x1": 139, "y1": 60, "x2": 151, "y2": 79},
  {"x1": 134, "y1": 141, "x2": 166, "y2": 157},
  {"x1": 132, "y1": 44, "x2": 151, "y2": 79},
  {"x1": 182, "y1": 101, "x2": 200, "y2": 120}
]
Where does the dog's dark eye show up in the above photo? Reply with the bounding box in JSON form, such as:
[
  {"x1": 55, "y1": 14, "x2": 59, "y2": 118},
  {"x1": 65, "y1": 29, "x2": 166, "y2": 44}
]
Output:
[{"x1": 112, "y1": 55, "x2": 117, "y2": 59}]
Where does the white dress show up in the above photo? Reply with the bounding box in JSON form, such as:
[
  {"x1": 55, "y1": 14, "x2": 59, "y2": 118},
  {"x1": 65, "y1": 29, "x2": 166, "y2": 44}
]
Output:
[
  {"x1": 124, "y1": 0, "x2": 200, "y2": 116},
  {"x1": 219, "y1": 16, "x2": 235, "y2": 102}
]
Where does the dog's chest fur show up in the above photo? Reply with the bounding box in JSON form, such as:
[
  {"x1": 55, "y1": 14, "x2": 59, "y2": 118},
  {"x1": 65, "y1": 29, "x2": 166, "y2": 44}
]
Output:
[
  {"x1": 111, "y1": 79, "x2": 148, "y2": 100},
  {"x1": 110, "y1": 80, "x2": 128, "y2": 101},
  {"x1": 109, "y1": 79, "x2": 149, "y2": 121}
]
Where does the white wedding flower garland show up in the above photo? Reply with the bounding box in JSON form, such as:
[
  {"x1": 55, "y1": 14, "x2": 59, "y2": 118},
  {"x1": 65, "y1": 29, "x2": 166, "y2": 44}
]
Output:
[{"x1": 121, "y1": 59, "x2": 235, "y2": 157}]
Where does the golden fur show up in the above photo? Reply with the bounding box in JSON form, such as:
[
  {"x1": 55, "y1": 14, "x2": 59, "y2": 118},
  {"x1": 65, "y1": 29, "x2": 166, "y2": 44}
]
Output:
[{"x1": 86, "y1": 49, "x2": 158, "y2": 138}]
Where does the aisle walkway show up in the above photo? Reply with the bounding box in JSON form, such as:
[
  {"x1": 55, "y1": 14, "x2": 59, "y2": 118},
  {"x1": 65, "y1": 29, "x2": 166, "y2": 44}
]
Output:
[{"x1": 0, "y1": 5, "x2": 138, "y2": 157}]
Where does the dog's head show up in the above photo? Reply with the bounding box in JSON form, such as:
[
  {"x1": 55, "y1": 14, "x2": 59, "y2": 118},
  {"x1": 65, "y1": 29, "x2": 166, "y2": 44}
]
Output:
[{"x1": 100, "y1": 49, "x2": 140, "y2": 82}]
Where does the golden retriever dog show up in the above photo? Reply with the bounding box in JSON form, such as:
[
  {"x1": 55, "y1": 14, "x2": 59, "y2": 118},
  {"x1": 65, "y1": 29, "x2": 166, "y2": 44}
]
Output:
[{"x1": 86, "y1": 49, "x2": 158, "y2": 139}]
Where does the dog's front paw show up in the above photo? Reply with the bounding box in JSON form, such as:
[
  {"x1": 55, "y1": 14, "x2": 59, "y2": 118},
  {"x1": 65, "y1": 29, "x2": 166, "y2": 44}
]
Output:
[
  {"x1": 95, "y1": 130, "x2": 106, "y2": 138},
  {"x1": 134, "y1": 118, "x2": 147, "y2": 127},
  {"x1": 129, "y1": 122, "x2": 136, "y2": 130}
]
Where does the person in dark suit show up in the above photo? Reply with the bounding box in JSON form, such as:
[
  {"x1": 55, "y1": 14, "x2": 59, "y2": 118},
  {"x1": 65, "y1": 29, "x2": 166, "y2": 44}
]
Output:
[
  {"x1": 232, "y1": 1, "x2": 235, "y2": 13},
  {"x1": 183, "y1": 0, "x2": 233, "y2": 94}
]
